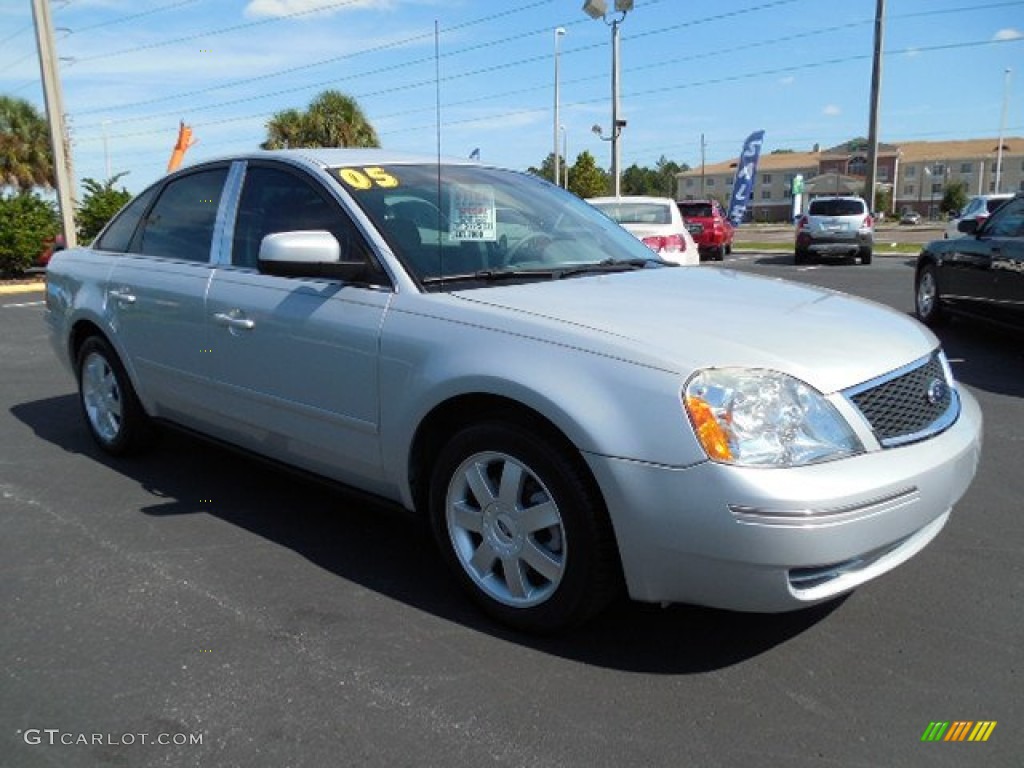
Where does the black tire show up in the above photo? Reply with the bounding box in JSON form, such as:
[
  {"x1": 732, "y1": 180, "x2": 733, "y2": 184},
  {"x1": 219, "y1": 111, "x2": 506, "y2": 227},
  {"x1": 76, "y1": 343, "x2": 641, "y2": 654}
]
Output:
[
  {"x1": 794, "y1": 248, "x2": 811, "y2": 265},
  {"x1": 915, "y1": 263, "x2": 947, "y2": 326},
  {"x1": 860, "y1": 248, "x2": 873, "y2": 265},
  {"x1": 715, "y1": 245, "x2": 725, "y2": 261},
  {"x1": 76, "y1": 336, "x2": 155, "y2": 455},
  {"x1": 429, "y1": 421, "x2": 620, "y2": 633}
]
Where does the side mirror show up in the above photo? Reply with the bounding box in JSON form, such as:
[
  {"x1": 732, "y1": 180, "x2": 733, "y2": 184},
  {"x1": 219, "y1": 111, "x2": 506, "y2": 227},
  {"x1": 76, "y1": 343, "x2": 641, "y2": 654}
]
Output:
[
  {"x1": 957, "y1": 218, "x2": 979, "y2": 236},
  {"x1": 258, "y1": 230, "x2": 367, "y2": 280}
]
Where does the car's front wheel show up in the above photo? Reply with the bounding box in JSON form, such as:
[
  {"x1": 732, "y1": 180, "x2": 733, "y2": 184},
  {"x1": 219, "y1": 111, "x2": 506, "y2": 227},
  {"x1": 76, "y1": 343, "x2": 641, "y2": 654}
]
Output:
[
  {"x1": 429, "y1": 421, "x2": 619, "y2": 632},
  {"x1": 915, "y1": 263, "x2": 946, "y2": 326},
  {"x1": 76, "y1": 336, "x2": 154, "y2": 455}
]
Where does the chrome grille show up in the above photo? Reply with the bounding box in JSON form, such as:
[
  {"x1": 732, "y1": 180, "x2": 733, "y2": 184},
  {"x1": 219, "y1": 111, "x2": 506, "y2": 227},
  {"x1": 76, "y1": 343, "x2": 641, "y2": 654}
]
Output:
[{"x1": 846, "y1": 353, "x2": 959, "y2": 447}]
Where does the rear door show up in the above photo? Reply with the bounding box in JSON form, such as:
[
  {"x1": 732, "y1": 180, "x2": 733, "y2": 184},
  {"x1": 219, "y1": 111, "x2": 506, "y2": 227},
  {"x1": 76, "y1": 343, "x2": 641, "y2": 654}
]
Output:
[{"x1": 104, "y1": 165, "x2": 229, "y2": 420}]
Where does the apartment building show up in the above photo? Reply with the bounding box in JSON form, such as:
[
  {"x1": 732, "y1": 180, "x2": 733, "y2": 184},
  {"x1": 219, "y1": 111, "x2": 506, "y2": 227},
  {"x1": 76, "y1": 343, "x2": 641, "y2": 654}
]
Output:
[{"x1": 677, "y1": 137, "x2": 1024, "y2": 222}]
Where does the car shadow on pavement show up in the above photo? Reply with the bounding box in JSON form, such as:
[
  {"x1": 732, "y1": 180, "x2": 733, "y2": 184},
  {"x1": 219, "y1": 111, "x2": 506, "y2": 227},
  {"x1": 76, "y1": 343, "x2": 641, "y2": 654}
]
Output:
[
  {"x1": 12, "y1": 394, "x2": 841, "y2": 675},
  {"x1": 919, "y1": 320, "x2": 1024, "y2": 399}
]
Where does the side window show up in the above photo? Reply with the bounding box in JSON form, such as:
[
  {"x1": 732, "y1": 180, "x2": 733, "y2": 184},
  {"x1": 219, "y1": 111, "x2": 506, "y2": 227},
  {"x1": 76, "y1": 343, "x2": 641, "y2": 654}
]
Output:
[
  {"x1": 134, "y1": 168, "x2": 228, "y2": 263},
  {"x1": 985, "y1": 198, "x2": 1024, "y2": 237},
  {"x1": 93, "y1": 185, "x2": 158, "y2": 252},
  {"x1": 232, "y1": 165, "x2": 369, "y2": 269}
]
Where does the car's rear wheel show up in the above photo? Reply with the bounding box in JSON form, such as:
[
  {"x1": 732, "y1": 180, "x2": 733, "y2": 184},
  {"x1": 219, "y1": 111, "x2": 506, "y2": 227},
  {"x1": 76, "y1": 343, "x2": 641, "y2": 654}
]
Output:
[
  {"x1": 429, "y1": 421, "x2": 619, "y2": 632},
  {"x1": 794, "y1": 248, "x2": 811, "y2": 265},
  {"x1": 915, "y1": 263, "x2": 947, "y2": 326},
  {"x1": 860, "y1": 248, "x2": 873, "y2": 265},
  {"x1": 76, "y1": 336, "x2": 154, "y2": 455}
]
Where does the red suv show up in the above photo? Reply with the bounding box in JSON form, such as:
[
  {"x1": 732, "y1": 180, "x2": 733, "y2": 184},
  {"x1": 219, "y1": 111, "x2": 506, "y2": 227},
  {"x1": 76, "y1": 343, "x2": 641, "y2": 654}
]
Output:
[{"x1": 675, "y1": 200, "x2": 734, "y2": 261}]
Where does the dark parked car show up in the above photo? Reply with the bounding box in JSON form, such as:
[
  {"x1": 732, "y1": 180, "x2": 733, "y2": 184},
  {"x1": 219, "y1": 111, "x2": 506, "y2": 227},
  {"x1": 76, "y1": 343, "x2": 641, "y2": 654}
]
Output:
[{"x1": 915, "y1": 192, "x2": 1024, "y2": 328}]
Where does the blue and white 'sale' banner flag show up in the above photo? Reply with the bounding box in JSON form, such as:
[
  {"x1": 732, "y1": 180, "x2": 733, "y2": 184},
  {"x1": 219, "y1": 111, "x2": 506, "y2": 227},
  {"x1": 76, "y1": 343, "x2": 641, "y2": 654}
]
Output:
[{"x1": 726, "y1": 130, "x2": 765, "y2": 227}]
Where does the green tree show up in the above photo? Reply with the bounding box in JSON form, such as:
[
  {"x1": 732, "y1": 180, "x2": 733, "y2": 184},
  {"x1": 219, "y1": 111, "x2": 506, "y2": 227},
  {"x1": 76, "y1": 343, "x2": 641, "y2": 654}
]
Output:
[
  {"x1": 941, "y1": 179, "x2": 968, "y2": 216},
  {"x1": 0, "y1": 96, "x2": 53, "y2": 192},
  {"x1": 0, "y1": 192, "x2": 59, "y2": 276},
  {"x1": 77, "y1": 174, "x2": 132, "y2": 244},
  {"x1": 527, "y1": 153, "x2": 567, "y2": 185},
  {"x1": 568, "y1": 151, "x2": 608, "y2": 198},
  {"x1": 261, "y1": 90, "x2": 380, "y2": 149},
  {"x1": 655, "y1": 155, "x2": 687, "y2": 197},
  {"x1": 620, "y1": 163, "x2": 660, "y2": 196}
]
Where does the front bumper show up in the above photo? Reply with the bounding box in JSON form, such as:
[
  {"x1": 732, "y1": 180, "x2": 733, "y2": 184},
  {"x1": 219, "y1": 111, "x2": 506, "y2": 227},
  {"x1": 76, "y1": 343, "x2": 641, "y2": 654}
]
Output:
[{"x1": 584, "y1": 387, "x2": 982, "y2": 612}]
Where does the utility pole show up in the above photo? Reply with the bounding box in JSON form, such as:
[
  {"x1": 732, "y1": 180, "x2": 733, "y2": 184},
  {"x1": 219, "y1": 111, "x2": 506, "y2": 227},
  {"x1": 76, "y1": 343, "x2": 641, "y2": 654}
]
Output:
[
  {"x1": 864, "y1": 0, "x2": 885, "y2": 216},
  {"x1": 700, "y1": 132, "x2": 706, "y2": 198},
  {"x1": 31, "y1": 0, "x2": 77, "y2": 248}
]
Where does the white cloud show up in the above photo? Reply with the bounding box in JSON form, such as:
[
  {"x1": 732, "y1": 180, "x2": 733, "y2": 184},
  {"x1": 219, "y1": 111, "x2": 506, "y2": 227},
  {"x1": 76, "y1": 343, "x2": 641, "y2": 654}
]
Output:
[
  {"x1": 779, "y1": 76, "x2": 795, "y2": 86},
  {"x1": 993, "y1": 28, "x2": 1022, "y2": 41},
  {"x1": 823, "y1": 105, "x2": 841, "y2": 116},
  {"x1": 244, "y1": 0, "x2": 393, "y2": 18},
  {"x1": 903, "y1": 48, "x2": 920, "y2": 58}
]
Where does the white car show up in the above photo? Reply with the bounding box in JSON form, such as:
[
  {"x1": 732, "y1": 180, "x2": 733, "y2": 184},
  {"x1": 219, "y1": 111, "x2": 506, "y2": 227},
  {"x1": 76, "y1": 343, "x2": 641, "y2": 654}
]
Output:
[
  {"x1": 46, "y1": 149, "x2": 981, "y2": 633},
  {"x1": 945, "y1": 193, "x2": 1013, "y2": 239},
  {"x1": 587, "y1": 195, "x2": 700, "y2": 265}
]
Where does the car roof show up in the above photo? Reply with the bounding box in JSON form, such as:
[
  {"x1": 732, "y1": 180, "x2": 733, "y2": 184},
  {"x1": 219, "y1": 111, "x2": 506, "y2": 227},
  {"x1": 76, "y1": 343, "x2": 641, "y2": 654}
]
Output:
[{"x1": 180, "y1": 148, "x2": 480, "y2": 171}]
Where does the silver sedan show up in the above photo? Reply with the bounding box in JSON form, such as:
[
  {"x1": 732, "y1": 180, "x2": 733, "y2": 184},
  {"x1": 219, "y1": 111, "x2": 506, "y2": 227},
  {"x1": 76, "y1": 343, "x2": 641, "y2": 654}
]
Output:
[{"x1": 46, "y1": 149, "x2": 982, "y2": 632}]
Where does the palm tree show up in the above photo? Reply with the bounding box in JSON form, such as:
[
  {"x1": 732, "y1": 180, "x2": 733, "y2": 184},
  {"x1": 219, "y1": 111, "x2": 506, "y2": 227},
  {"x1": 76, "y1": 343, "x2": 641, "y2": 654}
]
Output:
[
  {"x1": 261, "y1": 90, "x2": 379, "y2": 150},
  {"x1": 261, "y1": 108, "x2": 305, "y2": 150},
  {"x1": 0, "y1": 96, "x2": 54, "y2": 192}
]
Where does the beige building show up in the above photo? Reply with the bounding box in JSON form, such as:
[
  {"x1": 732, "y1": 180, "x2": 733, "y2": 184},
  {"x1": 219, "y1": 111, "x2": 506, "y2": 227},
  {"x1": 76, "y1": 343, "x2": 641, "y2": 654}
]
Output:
[{"x1": 677, "y1": 137, "x2": 1024, "y2": 222}]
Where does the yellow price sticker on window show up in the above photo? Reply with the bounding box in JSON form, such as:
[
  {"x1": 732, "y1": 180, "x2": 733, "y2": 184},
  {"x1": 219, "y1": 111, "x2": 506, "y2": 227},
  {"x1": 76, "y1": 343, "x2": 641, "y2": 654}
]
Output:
[{"x1": 337, "y1": 167, "x2": 399, "y2": 190}]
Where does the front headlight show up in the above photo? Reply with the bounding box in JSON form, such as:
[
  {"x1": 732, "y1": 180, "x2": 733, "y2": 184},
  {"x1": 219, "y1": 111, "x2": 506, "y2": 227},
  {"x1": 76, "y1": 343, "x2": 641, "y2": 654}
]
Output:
[{"x1": 684, "y1": 368, "x2": 862, "y2": 467}]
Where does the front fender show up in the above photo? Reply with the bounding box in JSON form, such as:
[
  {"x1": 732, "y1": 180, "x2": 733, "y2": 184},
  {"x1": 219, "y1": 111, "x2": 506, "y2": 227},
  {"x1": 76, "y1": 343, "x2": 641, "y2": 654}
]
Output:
[{"x1": 377, "y1": 298, "x2": 707, "y2": 507}]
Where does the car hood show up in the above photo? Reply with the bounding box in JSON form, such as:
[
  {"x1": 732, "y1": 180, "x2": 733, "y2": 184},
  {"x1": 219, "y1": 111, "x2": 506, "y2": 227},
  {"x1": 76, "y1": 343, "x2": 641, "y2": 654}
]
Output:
[{"x1": 453, "y1": 267, "x2": 938, "y2": 394}]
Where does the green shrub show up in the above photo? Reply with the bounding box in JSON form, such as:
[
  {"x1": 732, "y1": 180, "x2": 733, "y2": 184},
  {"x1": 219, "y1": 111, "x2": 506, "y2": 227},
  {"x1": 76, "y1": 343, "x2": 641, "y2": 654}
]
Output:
[
  {"x1": 78, "y1": 175, "x2": 132, "y2": 244},
  {"x1": 0, "y1": 193, "x2": 59, "y2": 277}
]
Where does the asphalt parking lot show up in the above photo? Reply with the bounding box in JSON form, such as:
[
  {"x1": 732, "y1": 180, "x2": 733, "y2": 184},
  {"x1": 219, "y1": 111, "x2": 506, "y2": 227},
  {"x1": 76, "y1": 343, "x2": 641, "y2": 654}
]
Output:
[{"x1": 1, "y1": 258, "x2": 1021, "y2": 767}]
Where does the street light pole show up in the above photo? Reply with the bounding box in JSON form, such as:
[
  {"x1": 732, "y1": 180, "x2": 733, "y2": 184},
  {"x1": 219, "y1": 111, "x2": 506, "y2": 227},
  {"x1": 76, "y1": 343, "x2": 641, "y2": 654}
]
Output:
[
  {"x1": 560, "y1": 124, "x2": 568, "y2": 188},
  {"x1": 583, "y1": 0, "x2": 632, "y2": 197},
  {"x1": 553, "y1": 27, "x2": 566, "y2": 188},
  {"x1": 610, "y1": 15, "x2": 622, "y2": 196},
  {"x1": 994, "y1": 67, "x2": 1012, "y2": 193}
]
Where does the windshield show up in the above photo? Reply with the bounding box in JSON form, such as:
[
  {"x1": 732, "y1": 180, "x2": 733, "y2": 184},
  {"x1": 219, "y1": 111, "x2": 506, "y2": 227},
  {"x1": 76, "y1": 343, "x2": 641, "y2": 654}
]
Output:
[{"x1": 331, "y1": 164, "x2": 661, "y2": 286}]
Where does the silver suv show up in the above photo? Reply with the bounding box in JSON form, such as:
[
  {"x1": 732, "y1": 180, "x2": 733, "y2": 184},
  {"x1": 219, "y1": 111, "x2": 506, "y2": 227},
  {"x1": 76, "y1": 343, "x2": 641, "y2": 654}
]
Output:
[{"x1": 795, "y1": 196, "x2": 874, "y2": 265}]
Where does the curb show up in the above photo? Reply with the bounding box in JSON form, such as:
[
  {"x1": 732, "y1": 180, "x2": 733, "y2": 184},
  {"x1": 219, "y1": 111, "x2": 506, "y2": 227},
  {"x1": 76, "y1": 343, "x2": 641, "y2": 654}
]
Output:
[{"x1": 0, "y1": 282, "x2": 45, "y2": 295}]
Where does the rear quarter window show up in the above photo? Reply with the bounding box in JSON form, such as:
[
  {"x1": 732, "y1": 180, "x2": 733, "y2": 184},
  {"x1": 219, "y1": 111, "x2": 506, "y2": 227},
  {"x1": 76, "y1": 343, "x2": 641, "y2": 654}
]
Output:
[{"x1": 93, "y1": 186, "x2": 158, "y2": 253}]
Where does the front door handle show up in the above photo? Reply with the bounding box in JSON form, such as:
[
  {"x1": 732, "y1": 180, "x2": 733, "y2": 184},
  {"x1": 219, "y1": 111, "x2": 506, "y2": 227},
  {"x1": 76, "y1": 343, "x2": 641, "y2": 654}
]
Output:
[
  {"x1": 213, "y1": 311, "x2": 255, "y2": 331},
  {"x1": 109, "y1": 289, "x2": 136, "y2": 304}
]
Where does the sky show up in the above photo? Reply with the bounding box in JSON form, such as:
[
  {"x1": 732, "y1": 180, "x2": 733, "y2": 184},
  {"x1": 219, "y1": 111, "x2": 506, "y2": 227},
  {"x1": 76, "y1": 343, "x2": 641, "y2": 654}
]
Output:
[{"x1": 1, "y1": 0, "x2": 1022, "y2": 194}]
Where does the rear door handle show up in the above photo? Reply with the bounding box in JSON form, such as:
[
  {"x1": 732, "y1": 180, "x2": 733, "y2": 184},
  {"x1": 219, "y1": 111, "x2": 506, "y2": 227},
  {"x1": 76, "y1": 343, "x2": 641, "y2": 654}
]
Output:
[{"x1": 213, "y1": 312, "x2": 255, "y2": 331}]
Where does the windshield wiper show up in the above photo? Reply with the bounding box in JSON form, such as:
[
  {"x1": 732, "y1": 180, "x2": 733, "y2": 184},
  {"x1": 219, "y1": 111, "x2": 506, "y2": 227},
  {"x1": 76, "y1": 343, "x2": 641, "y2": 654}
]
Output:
[
  {"x1": 419, "y1": 268, "x2": 556, "y2": 285},
  {"x1": 419, "y1": 258, "x2": 674, "y2": 286},
  {"x1": 554, "y1": 257, "x2": 676, "y2": 279}
]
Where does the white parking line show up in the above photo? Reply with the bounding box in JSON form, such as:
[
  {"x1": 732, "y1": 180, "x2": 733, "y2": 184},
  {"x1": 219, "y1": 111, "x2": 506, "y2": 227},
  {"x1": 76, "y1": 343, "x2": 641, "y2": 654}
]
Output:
[{"x1": 2, "y1": 300, "x2": 45, "y2": 308}]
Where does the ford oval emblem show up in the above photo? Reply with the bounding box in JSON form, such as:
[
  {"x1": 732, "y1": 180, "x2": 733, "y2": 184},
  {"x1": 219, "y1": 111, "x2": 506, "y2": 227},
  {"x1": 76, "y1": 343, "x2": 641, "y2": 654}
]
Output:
[{"x1": 926, "y1": 378, "x2": 947, "y2": 406}]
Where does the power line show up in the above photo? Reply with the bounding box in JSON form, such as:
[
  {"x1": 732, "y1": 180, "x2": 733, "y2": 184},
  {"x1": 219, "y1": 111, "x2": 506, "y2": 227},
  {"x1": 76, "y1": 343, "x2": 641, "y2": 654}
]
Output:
[
  {"x1": 68, "y1": 0, "x2": 804, "y2": 133},
  {"x1": 71, "y1": 0, "x2": 562, "y2": 121}
]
